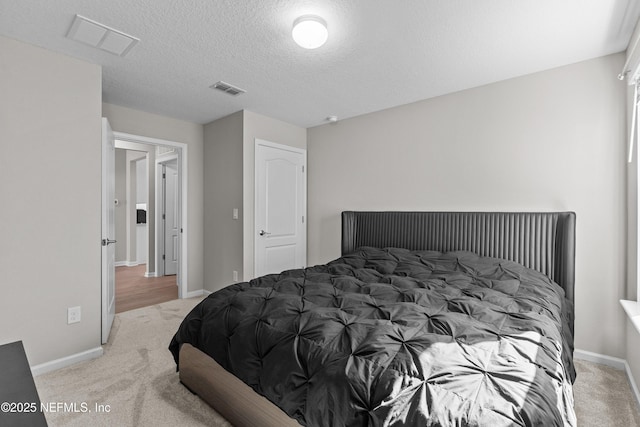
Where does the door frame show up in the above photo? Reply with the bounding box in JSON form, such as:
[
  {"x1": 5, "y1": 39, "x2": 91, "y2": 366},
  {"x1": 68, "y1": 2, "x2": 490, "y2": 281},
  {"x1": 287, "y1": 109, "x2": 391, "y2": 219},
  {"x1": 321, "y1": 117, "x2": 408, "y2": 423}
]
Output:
[
  {"x1": 109, "y1": 131, "x2": 189, "y2": 299},
  {"x1": 156, "y1": 155, "x2": 180, "y2": 278},
  {"x1": 254, "y1": 138, "x2": 307, "y2": 277}
]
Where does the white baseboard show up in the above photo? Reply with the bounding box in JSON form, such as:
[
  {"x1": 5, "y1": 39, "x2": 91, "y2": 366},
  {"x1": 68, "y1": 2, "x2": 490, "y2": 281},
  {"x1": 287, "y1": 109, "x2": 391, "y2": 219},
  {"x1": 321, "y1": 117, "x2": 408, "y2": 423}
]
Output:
[
  {"x1": 182, "y1": 290, "x2": 213, "y2": 299},
  {"x1": 115, "y1": 261, "x2": 143, "y2": 267},
  {"x1": 574, "y1": 348, "x2": 640, "y2": 408},
  {"x1": 627, "y1": 361, "x2": 640, "y2": 409},
  {"x1": 144, "y1": 271, "x2": 158, "y2": 278},
  {"x1": 574, "y1": 348, "x2": 626, "y2": 370},
  {"x1": 184, "y1": 289, "x2": 204, "y2": 299},
  {"x1": 31, "y1": 346, "x2": 103, "y2": 377}
]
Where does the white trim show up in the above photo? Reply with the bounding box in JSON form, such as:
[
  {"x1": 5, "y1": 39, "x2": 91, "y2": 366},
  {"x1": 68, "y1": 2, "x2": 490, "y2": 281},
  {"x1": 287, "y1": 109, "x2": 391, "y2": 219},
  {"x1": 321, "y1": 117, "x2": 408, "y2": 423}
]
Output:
[
  {"x1": 574, "y1": 348, "x2": 626, "y2": 370},
  {"x1": 627, "y1": 360, "x2": 640, "y2": 409},
  {"x1": 31, "y1": 347, "x2": 103, "y2": 376},
  {"x1": 155, "y1": 161, "x2": 165, "y2": 278},
  {"x1": 624, "y1": 360, "x2": 640, "y2": 412},
  {"x1": 574, "y1": 348, "x2": 640, "y2": 408},
  {"x1": 144, "y1": 271, "x2": 158, "y2": 278},
  {"x1": 185, "y1": 289, "x2": 205, "y2": 299},
  {"x1": 113, "y1": 261, "x2": 140, "y2": 267},
  {"x1": 622, "y1": 299, "x2": 640, "y2": 334},
  {"x1": 113, "y1": 131, "x2": 189, "y2": 299},
  {"x1": 203, "y1": 290, "x2": 213, "y2": 296}
]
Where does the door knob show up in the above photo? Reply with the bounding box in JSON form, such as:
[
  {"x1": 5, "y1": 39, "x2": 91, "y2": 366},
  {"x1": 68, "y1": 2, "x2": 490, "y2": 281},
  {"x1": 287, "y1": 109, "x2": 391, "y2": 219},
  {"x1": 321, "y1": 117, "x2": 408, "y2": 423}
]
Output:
[
  {"x1": 102, "y1": 239, "x2": 117, "y2": 246},
  {"x1": 259, "y1": 230, "x2": 271, "y2": 236}
]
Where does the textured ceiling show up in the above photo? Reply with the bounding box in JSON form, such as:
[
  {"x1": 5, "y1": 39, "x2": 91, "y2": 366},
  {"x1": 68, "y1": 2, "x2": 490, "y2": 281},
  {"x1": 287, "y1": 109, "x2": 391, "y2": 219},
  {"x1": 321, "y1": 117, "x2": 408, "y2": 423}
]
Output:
[{"x1": 1, "y1": 0, "x2": 639, "y2": 128}]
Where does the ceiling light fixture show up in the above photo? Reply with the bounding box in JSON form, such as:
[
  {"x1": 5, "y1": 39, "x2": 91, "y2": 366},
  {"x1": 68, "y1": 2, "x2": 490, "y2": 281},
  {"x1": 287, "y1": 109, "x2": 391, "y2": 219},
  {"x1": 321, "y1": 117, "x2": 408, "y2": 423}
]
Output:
[{"x1": 292, "y1": 15, "x2": 328, "y2": 49}]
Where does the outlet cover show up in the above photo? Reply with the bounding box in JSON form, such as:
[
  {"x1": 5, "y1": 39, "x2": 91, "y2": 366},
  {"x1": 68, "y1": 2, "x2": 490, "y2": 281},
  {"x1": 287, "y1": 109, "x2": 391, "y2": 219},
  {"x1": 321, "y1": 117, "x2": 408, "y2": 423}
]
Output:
[{"x1": 68, "y1": 306, "x2": 81, "y2": 324}]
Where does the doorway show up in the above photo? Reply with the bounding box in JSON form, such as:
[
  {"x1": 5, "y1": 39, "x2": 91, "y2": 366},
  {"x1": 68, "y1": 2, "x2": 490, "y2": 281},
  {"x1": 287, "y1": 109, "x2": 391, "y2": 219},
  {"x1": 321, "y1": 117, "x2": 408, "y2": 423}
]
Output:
[
  {"x1": 105, "y1": 132, "x2": 188, "y2": 319},
  {"x1": 112, "y1": 144, "x2": 180, "y2": 313}
]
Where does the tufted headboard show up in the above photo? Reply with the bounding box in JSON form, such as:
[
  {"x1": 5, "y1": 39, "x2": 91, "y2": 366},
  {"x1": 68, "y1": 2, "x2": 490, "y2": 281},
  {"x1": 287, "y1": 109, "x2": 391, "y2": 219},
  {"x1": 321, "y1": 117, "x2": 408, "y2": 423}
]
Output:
[{"x1": 341, "y1": 211, "x2": 576, "y2": 303}]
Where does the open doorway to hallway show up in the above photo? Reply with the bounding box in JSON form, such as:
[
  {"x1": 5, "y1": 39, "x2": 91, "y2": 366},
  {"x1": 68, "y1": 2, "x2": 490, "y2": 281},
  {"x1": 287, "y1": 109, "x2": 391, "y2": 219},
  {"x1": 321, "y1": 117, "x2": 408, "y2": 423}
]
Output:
[{"x1": 113, "y1": 141, "x2": 182, "y2": 313}]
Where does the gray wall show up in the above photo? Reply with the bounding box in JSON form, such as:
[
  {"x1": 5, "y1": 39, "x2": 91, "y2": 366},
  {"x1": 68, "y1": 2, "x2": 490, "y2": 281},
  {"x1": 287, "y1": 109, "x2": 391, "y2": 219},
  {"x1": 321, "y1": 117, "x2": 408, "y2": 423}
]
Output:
[
  {"x1": 115, "y1": 149, "x2": 127, "y2": 263},
  {"x1": 0, "y1": 36, "x2": 102, "y2": 365},
  {"x1": 307, "y1": 54, "x2": 627, "y2": 358},
  {"x1": 114, "y1": 141, "x2": 155, "y2": 271},
  {"x1": 102, "y1": 103, "x2": 204, "y2": 294},
  {"x1": 136, "y1": 157, "x2": 148, "y2": 204},
  {"x1": 204, "y1": 111, "x2": 244, "y2": 292},
  {"x1": 125, "y1": 150, "x2": 148, "y2": 268},
  {"x1": 203, "y1": 110, "x2": 307, "y2": 292}
]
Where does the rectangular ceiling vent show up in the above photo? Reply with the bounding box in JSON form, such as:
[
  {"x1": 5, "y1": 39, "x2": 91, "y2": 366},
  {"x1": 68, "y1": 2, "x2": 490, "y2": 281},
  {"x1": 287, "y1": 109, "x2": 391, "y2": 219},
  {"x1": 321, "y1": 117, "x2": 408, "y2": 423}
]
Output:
[
  {"x1": 66, "y1": 14, "x2": 139, "y2": 57},
  {"x1": 210, "y1": 81, "x2": 246, "y2": 96}
]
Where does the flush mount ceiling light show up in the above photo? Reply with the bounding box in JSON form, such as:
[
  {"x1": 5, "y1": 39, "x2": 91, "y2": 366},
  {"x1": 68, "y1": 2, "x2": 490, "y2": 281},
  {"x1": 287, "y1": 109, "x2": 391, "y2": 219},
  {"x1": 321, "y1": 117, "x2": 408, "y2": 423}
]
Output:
[{"x1": 292, "y1": 15, "x2": 328, "y2": 49}]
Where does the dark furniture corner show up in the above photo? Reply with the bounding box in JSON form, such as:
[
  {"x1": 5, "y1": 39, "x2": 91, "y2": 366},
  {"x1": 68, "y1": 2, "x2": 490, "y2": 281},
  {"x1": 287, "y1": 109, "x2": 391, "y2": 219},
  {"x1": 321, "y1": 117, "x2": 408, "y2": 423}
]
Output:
[{"x1": 0, "y1": 341, "x2": 48, "y2": 427}]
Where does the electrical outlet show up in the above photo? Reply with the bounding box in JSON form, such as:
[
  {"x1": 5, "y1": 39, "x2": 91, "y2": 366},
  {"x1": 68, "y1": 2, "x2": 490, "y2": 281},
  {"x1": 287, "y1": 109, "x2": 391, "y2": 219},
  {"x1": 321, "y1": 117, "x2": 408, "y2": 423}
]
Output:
[
  {"x1": 68, "y1": 306, "x2": 81, "y2": 324},
  {"x1": 232, "y1": 208, "x2": 239, "y2": 220},
  {"x1": 233, "y1": 270, "x2": 238, "y2": 282}
]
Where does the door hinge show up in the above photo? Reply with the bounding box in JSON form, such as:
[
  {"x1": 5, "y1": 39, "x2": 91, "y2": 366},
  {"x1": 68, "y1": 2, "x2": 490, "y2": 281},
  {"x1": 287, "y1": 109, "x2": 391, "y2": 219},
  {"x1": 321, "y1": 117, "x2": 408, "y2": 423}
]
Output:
[
  {"x1": 302, "y1": 165, "x2": 305, "y2": 173},
  {"x1": 163, "y1": 173, "x2": 166, "y2": 178},
  {"x1": 302, "y1": 215, "x2": 305, "y2": 223},
  {"x1": 162, "y1": 254, "x2": 165, "y2": 260},
  {"x1": 162, "y1": 214, "x2": 166, "y2": 220}
]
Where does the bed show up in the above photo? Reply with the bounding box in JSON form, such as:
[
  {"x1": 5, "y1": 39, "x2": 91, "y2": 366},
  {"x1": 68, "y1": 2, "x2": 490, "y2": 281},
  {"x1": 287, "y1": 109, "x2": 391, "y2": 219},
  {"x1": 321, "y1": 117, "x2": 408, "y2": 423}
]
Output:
[{"x1": 170, "y1": 211, "x2": 577, "y2": 426}]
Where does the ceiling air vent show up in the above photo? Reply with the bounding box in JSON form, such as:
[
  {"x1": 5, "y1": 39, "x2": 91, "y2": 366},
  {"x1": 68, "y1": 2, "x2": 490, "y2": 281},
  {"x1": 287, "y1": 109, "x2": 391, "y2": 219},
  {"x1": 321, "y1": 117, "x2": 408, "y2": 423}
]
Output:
[
  {"x1": 66, "y1": 15, "x2": 139, "y2": 57},
  {"x1": 210, "y1": 81, "x2": 246, "y2": 96}
]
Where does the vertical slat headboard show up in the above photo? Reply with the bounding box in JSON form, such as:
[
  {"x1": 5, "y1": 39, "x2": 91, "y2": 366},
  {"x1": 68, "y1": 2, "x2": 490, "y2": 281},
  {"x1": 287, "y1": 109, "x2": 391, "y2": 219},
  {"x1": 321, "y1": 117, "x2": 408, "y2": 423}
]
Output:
[{"x1": 341, "y1": 211, "x2": 576, "y2": 302}]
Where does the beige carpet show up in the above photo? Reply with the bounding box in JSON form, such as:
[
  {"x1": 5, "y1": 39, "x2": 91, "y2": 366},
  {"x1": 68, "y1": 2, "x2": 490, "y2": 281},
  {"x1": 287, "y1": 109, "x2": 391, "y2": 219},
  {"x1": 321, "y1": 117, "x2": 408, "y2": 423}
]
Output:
[
  {"x1": 35, "y1": 297, "x2": 230, "y2": 427},
  {"x1": 35, "y1": 297, "x2": 640, "y2": 426}
]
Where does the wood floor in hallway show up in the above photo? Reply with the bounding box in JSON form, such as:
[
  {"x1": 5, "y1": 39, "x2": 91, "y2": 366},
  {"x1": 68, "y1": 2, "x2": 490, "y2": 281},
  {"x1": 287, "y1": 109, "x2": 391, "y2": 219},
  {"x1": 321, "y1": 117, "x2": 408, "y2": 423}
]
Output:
[{"x1": 115, "y1": 264, "x2": 178, "y2": 313}]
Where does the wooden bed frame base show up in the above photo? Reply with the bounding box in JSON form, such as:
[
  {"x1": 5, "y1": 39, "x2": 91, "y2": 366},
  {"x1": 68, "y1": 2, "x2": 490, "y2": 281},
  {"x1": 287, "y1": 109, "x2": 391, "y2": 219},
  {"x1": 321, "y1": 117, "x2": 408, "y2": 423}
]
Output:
[{"x1": 179, "y1": 343, "x2": 301, "y2": 427}]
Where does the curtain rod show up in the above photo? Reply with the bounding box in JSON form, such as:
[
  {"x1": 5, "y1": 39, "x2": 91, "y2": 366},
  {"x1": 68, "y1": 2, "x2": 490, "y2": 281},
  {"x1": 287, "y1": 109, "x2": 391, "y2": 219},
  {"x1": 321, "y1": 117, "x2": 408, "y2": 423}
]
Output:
[{"x1": 619, "y1": 30, "x2": 640, "y2": 80}]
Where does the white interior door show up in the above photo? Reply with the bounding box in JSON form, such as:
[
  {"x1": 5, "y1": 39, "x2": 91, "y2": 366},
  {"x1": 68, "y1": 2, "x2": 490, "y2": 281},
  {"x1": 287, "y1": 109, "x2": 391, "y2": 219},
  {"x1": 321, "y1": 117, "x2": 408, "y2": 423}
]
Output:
[
  {"x1": 163, "y1": 160, "x2": 179, "y2": 275},
  {"x1": 101, "y1": 118, "x2": 116, "y2": 344},
  {"x1": 255, "y1": 140, "x2": 306, "y2": 277}
]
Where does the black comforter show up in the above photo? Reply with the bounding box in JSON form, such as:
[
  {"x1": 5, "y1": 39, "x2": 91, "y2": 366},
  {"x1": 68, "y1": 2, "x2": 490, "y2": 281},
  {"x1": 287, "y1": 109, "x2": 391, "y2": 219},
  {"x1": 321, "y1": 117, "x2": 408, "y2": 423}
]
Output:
[{"x1": 170, "y1": 247, "x2": 576, "y2": 426}]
